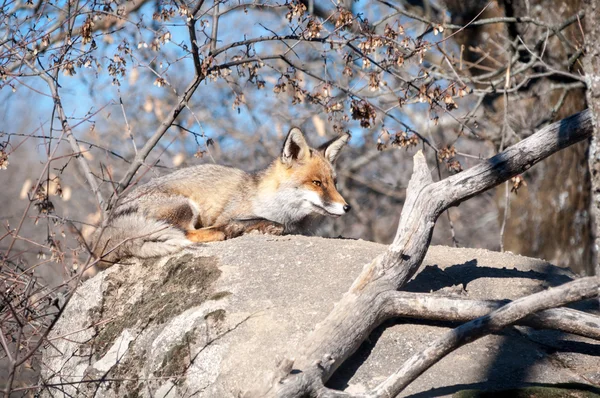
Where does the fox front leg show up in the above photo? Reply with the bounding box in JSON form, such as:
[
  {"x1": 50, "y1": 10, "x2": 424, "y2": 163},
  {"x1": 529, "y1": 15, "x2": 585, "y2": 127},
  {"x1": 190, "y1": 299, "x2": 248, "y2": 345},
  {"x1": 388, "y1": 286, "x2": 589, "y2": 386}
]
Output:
[
  {"x1": 186, "y1": 228, "x2": 226, "y2": 243},
  {"x1": 186, "y1": 219, "x2": 284, "y2": 243},
  {"x1": 223, "y1": 218, "x2": 285, "y2": 239}
]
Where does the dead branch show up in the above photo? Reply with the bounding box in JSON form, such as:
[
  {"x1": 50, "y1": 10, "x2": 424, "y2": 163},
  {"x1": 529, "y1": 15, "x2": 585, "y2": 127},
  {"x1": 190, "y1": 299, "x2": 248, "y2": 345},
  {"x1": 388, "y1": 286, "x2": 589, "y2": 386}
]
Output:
[
  {"x1": 257, "y1": 109, "x2": 594, "y2": 396},
  {"x1": 381, "y1": 291, "x2": 600, "y2": 341},
  {"x1": 367, "y1": 276, "x2": 599, "y2": 397}
]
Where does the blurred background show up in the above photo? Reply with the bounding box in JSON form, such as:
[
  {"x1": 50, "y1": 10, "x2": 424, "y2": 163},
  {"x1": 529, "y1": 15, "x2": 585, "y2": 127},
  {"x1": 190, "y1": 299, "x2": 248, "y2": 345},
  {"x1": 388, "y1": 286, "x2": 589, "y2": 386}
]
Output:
[{"x1": 0, "y1": 0, "x2": 591, "y2": 294}]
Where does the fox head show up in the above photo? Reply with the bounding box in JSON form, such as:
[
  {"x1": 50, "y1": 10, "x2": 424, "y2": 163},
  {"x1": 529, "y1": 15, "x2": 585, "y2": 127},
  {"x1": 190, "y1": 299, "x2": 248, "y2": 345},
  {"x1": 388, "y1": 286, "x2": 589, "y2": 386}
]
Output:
[{"x1": 255, "y1": 127, "x2": 351, "y2": 225}]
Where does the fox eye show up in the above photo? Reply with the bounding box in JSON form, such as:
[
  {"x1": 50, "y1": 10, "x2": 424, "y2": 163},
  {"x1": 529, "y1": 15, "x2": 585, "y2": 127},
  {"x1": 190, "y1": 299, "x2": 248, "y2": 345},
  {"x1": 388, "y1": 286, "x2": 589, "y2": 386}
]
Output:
[{"x1": 312, "y1": 180, "x2": 322, "y2": 187}]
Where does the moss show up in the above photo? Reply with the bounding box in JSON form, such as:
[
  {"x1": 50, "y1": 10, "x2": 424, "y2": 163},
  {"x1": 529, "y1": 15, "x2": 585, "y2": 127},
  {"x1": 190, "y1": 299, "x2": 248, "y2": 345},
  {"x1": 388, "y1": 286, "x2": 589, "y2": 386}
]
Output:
[
  {"x1": 104, "y1": 348, "x2": 147, "y2": 396},
  {"x1": 208, "y1": 291, "x2": 232, "y2": 301},
  {"x1": 124, "y1": 386, "x2": 141, "y2": 398},
  {"x1": 454, "y1": 383, "x2": 600, "y2": 398},
  {"x1": 93, "y1": 254, "x2": 221, "y2": 357},
  {"x1": 92, "y1": 317, "x2": 128, "y2": 359},
  {"x1": 154, "y1": 329, "x2": 198, "y2": 378}
]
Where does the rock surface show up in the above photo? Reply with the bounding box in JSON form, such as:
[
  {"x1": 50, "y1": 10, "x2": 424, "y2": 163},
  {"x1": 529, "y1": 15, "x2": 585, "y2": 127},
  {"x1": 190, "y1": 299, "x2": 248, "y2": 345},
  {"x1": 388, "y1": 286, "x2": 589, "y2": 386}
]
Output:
[{"x1": 41, "y1": 235, "x2": 600, "y2": 397}]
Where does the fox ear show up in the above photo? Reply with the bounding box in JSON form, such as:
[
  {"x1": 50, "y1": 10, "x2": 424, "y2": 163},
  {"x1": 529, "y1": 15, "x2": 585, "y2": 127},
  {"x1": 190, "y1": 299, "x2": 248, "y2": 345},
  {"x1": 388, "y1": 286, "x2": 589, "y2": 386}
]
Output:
[
  {"x1": 282, "y1": 127, "x2": 310, "y2": 164},
  {"x1": 319, "y1": 132, "x2": 351, "y2": 164}
]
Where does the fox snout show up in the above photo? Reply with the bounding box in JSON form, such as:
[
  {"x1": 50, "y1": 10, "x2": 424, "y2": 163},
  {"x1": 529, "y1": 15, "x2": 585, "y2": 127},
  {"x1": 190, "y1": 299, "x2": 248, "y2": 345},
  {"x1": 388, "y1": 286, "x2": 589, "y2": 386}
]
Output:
[
  {"x1": 316, "y1": 189, "x2": 351, "y2": 217},
  {"x1": 326, "y1": 201, "x2": 351, "y2": 217},
  {"x1": 329, "y1": 185, "x2": 352, "y2": 215}
]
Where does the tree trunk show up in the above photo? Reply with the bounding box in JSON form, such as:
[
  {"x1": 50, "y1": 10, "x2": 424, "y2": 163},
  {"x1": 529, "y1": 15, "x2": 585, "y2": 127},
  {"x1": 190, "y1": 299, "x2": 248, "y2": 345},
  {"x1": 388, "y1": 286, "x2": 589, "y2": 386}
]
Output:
[
  {"x1": 443, "y1": 0, "x2": 592, "y2": 274},
  {"x1": 583, "y1": 0, "x2": 600, "y2": 276}
]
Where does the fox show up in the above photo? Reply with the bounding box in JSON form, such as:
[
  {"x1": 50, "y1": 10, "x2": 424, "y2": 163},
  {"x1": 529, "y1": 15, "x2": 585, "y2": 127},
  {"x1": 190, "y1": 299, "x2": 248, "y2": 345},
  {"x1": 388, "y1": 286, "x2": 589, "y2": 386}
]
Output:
[{"x1": 93, "y1": 127, "x2": 351, "y2": 267}]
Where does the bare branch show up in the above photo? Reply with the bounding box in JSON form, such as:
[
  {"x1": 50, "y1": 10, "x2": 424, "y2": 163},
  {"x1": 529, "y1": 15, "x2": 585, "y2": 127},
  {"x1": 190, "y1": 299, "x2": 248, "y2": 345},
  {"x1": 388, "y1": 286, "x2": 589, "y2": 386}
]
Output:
[
  {"x1": 260, "y1": 109, "x2": 594, "y2": 396},
  {"x1": 112, "y1": 75, "x2": 203, "y2": 204},
  {"x1": 18, "y1": 56, "x2": 105, "y2": 211},
  {"x1": 111, "y1": 54, "x2": 280, "y2": 205},
  {"x1": 382, "y1": 290, "x2": 600, "y2": 341},
  {"x1": 3, "y1": 0, "x2": 153, "y2": 74},
  {"x1": 210, "y1": 0, "x2": 220, "y2": 53},
  {"x1": 370, "y1": 277, "x2": 599, "y2": 397}
]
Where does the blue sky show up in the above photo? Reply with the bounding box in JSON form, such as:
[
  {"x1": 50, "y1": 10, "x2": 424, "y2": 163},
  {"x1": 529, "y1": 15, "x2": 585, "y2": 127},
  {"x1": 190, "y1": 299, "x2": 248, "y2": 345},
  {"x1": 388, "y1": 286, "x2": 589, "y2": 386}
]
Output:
[{"x1": 0, "y1": 0, "x2": 458, "y2": 168}]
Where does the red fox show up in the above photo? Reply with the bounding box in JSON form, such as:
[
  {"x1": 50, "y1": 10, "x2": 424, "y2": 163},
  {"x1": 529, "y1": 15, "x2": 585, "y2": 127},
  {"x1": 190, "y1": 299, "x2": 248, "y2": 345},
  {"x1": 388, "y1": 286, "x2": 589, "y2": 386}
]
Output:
[{"x1": 93, "y1": 127, "x2": 351, "y2": 267}]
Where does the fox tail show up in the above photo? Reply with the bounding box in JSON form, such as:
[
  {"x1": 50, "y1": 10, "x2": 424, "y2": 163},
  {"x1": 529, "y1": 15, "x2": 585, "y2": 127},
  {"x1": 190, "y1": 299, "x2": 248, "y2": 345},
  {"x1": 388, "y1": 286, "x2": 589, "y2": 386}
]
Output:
[{"x1": 91, "y1": 213, "x2": 192, "y2": 268}]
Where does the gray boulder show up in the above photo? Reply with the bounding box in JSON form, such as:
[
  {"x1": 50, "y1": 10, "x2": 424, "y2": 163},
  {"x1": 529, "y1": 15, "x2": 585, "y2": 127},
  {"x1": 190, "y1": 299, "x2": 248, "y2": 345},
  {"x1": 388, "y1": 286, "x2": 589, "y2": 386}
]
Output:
[{"x1": 41, "y1": 235, "x2": 600, "y2": 397}]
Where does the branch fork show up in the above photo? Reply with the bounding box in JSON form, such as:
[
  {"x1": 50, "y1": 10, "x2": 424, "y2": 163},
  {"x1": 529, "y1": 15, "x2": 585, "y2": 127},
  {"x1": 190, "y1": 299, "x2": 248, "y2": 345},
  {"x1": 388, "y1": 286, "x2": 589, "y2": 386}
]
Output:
[{"x1": 255, "y1": 110, "x2": 598, "y2": 397}]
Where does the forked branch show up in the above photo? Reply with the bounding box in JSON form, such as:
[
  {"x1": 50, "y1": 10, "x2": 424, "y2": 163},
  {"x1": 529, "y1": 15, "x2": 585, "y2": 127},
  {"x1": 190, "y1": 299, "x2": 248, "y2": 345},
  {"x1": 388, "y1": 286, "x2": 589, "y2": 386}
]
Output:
[
  {"x1": 381, "y1": 291, "x2": 600, "y2": 340},
  {"x1": 369, "y1": 276, "x2": 599, "y2": 397},
  {"x1": 256, "y1": 109, "x2": 595, "y2": 397}
]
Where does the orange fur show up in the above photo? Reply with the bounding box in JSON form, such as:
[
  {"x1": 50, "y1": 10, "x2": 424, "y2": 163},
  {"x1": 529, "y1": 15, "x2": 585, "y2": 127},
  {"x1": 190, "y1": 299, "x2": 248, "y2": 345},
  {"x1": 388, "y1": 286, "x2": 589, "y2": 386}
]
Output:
[{"x1": 186, "y1": 228, "x2": 226, "y2": 243}]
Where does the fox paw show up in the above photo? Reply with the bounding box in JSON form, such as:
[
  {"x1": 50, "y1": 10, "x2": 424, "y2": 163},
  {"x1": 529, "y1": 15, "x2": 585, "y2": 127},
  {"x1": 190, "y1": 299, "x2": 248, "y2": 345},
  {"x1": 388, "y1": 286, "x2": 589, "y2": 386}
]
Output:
[
  {"x1": 222, "y1": 220, "x2": 284, "y2": 239},
  {"x1": 186, "y1": 229, "x2": 226, "y2": 243},
  {"x1": 259, "y1": 222, "x2": 285, "y2": 236},
  {"x1": 241, "y1": 220, "x2": 284, "y2": 236}
]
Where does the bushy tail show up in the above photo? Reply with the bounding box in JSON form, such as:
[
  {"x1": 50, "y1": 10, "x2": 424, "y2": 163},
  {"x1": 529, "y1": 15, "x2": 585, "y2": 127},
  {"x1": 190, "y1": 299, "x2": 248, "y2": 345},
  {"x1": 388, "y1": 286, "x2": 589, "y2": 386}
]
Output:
[{"x1": 91, "y1": 213, "x2": 192, "y2": 268}]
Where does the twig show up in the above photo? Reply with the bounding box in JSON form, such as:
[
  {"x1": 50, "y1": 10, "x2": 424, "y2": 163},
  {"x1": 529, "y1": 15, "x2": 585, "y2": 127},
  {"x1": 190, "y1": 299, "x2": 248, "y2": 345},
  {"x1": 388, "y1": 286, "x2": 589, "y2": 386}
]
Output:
[
  {"x1": 19, "y1": 55, "x2": 105, "y2": 211},
  {"x1": 499, "y1": 51, "x2": 513, "y2": 252},
  {"x1": 210, "y1": 0, "x2": 220, "y2": 53}
]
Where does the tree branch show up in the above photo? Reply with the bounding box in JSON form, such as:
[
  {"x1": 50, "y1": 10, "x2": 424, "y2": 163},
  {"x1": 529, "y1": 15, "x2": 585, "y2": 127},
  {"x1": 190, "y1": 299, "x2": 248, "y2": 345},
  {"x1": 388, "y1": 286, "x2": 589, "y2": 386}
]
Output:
[
  {"x1": 3, "y1": 0, "x2": 153, "y2": 74},
  {"x1": 370, "y1": 277, "x2": 599, "y2": 397},
  {"x1": 256, "y1": 109, "x2": 595, "y2": 396},
  {"x1": 112, "y1": 74, "x2": 203, "y2": 204},
  {"x1": 381, "y1": 290, "x2": 600, "y2": 341},
  {"x1": 111, "y1": 54, "x2": 281, "y2": 206},
  {"x1": 19, "y1": 55, "x2": 105, "y2": 211}
]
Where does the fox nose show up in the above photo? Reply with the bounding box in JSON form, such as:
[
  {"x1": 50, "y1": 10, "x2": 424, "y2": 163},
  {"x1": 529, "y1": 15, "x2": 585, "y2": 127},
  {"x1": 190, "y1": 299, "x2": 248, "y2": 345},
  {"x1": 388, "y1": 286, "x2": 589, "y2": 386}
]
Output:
[{"x1": 343, "y1": 204, "x2": 351, "y2": 213}]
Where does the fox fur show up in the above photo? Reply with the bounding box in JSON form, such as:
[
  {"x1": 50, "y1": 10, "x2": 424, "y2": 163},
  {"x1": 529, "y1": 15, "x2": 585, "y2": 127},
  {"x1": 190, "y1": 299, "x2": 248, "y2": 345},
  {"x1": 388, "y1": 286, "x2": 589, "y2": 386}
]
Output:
[{"x1": 93, "y1": 127, "x2": 351, "y2": 267}]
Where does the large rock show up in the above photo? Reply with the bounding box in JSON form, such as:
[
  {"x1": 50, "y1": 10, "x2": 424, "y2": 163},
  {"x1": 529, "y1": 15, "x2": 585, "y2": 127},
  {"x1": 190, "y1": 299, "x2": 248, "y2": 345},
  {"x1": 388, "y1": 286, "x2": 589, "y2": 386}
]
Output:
[{"x1": 41, "y1": 235, "x2": 600, "y2": 397}]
